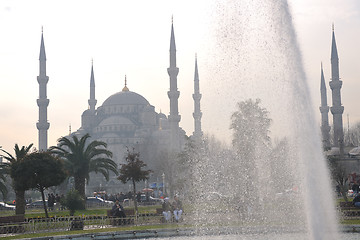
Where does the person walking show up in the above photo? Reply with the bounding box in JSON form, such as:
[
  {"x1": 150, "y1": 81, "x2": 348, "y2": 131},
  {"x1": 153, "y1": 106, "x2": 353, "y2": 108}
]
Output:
[
  {"x1": 172, "y1": 196, "x2": 183, "y2": 222},
  {"x1": 162, "y1": 198, "x2": 172, "y2": 222}
]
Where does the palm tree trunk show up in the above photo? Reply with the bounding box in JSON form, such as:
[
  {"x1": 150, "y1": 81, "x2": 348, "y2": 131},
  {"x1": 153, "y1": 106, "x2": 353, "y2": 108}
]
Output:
[
  {"x1": 15, "y1": 190, "x2": 25, "y2": 215},
  {"x1": 74, "y1": 176, "x2": 86, "y2": 209},
  {"x1": 132, "y1": 179, "x2": 138, "y2": 214}
]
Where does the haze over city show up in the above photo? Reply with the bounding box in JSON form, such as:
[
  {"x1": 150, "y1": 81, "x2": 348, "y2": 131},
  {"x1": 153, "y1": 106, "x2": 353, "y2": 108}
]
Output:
[{"x1": 0, "y1": 0, "x2": 359, "y2": 152}]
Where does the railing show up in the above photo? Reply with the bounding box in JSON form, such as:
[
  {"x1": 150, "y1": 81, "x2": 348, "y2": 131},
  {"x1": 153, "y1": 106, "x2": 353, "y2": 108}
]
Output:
[{"x1": 0, "y1": 213, "x2": 166, "y2": 235}]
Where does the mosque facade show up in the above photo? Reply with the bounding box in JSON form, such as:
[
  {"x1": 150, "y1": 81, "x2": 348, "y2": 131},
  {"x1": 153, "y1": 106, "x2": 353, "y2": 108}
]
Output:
[{"x1": 37, "y1": 22, "x2": 203, "y2": 194}]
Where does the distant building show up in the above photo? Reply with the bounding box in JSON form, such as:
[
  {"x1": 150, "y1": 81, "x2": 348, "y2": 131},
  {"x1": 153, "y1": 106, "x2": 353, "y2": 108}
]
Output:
[
  {"x1": 38, "y1": 22, "x2": 203, "y2": 194},
  {"x1": 321, "y1": 26, "x2": 360, "y2": 183}
]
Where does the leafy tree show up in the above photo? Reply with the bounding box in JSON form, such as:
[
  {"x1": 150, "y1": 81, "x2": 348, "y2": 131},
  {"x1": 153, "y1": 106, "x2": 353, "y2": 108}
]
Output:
[
  {"x1": 18, "y1": 152, "x2": 67, "y2": 218},
  {"x1": 60, "y1": 189, "x2": 84, "y2": 216},
  {"x1": 49, "y1": 134, "x2": 118, "y2": 201},
  {"x1": 118, "y1": 148, "x2": 152, "y2": 214},
  {"x1": 0, "y1": 144, "x2": 33, "y2": 215},
  {"x1": 328, "y1": 156, "x2": 349, "y2": 202},
  {"x1": 269, "y1": 138, "x2": 296, "y2": 193},
  {"x1": 347, "y1": 121, "x2": 360, "y2": 146},
  {"x1": 230, "y1": 99, "x2": 271, "y2": 152},
  {"x1": 230, "y1": 99, "x2": 271, "y2": 214}
]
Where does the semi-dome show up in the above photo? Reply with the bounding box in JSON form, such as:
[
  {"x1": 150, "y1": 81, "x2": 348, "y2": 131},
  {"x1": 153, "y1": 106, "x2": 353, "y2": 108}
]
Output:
[
  {"x1": 102, "y1": 91, "x2": 149, "y2": 106},
  {"x1": 99, "y1": 116, "x2": 134, "y2": 126}
]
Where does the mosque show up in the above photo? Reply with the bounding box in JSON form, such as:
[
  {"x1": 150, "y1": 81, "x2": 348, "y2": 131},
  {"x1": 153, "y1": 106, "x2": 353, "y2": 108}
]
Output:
[
  {"x1": 36, "y1": 22, "x2": 203, "y2": 193},
  {"x1": 320, "y1": 26, "x2": 360, "y2": 184}
]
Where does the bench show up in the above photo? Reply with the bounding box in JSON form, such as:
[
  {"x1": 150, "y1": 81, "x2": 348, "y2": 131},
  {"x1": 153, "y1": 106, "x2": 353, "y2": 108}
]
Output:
[
  {"x1": 0, "y1": 215, "x2": 25, "y2": 234},
  {"x1": 338, "y1": 202, "x2": 360, "y2": 217},
  {"x1": 106, "y1": 209, "x2": 135, "y2": 226},
  {"x1": 339, "y1": 201, "x2": 356, "y2": 209}
]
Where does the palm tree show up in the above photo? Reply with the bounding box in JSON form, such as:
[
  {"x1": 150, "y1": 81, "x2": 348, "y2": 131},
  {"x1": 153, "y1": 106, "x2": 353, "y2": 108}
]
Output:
[
  {"x1": 49, "y1": 134, "x2": 118, "y2": 199},
  {"x1": 0, "y1": 163, "x2": 8, "y2": 199},
  {"x1": 0, "y1": 144, "x2": 34, "y2": 215}
]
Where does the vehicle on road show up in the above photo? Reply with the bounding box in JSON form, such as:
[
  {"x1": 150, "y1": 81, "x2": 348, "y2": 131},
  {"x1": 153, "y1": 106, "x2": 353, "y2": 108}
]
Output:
[
  {"x1": 26, "y1": 200, "x2": 55, "y2": 208},
  {"x1": 86, "y1": 197, "x2": 113, "y2": 207},
  {"x1": 0, "y1": 202, "x2": 15, "y2": 210}
]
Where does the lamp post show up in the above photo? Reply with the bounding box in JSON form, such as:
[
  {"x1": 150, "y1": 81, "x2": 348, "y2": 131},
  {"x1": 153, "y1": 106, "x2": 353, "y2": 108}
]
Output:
[{"x1": 162, "y1": 173, "x2": 165, "y2": 197}]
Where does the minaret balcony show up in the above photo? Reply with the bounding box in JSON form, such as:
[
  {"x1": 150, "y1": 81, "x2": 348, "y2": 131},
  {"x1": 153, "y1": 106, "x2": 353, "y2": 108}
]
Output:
[
  {"x1": 330, "y1": 105, "x2": 344, "y2": 114},
  {"x1": 167, "y1": 67, "x2": 179, "y2": 76},
  {"x1": 37, "y1": 76, "x2": 49, "y2": 84},
  {"x1": 329, "y1": 80, "x2": 342, "y2": 89},
  {"x1": 37, "y1": 98, "x2": 49, "y2": 107},
  {"x1": 192, "y1": 94, "x2": 202, "y2": 101},
  {"x1": 193, "y1": 112, "x2": 202, "y2": 119},
  {"x1": 36, "y1": 121, "x2": 50, "y2": 130},
  {"x1": 167, "y1": 91, "x2": 180, "y2": 99}
]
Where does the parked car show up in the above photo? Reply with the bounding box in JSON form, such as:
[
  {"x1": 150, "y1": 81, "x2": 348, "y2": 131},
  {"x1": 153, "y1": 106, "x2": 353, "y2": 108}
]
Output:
[
  {"x1": 149, "y1": 196, "x2": 162, "y2": 203},
  {"x1": 0, "y1": 202, "x2": 15, "y2": 210},
  {"x1": 26, "y1": 200, "x2": 55, "y2": 208},
  {"x1": 86, "y1": 197, "x2": 113, "y2": 207}
]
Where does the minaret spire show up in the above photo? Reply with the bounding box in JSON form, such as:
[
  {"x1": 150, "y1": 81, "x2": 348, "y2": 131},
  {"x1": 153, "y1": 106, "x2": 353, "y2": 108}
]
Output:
[
  {"x1": 122, "y1": 75, "x2": 129, "y2": 92},
  {"x1": 88, "y1": 60, "x2": 97, "y2": 111},
  {"x1": 192, "y1": 54, "x2": 203, "y2": 140},
  {"x1": 167, "y1": 19, "x2": 181, "y2": 151},
  {"x1": 319, "y1": 62, "x2": 331, "y2": 149},
  {"x1": 36, "y1": 30, "x2": 50, "y2": 151},
  {"x1": 329, "y1": 25, "x2": 344, "y2": 147}
]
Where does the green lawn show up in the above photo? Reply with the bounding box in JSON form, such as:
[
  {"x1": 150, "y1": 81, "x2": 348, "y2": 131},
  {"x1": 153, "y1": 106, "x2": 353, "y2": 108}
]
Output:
[
  {"x1": 0, "y1": 205, "x2": 161, "y2": 218},
  {"x1": 0, "y1": 223, "x2": 184, "y2": 240},
  {"x1": 1, "y1": 201, "x2": 360, "y2": 240}
]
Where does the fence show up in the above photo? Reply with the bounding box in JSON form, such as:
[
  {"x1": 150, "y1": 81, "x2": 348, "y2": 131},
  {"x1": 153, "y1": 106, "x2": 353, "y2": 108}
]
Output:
[{"x1": 0, "y1": 213, "x2": 165, "y2": 235}]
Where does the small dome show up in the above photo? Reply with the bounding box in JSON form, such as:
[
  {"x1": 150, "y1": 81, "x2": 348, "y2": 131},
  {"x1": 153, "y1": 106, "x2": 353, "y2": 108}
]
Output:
[
  {"x1": 158, "y1": 112, "x2": 167, "y2": 119},
  {"x1": 102, "y1": 91, "x2": 149, "y2": 106},
  {"x1": 82, "y1": 109, "x2": 93, "y2": 116}
]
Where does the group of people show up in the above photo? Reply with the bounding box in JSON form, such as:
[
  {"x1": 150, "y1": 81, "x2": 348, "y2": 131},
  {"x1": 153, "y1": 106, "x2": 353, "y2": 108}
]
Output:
[
  {"x1": 48, "y1": 193, "x2": 63, "y2": 210},
  {"x1": 162, "y1": 196, "x2": 183, "y2": 222}
]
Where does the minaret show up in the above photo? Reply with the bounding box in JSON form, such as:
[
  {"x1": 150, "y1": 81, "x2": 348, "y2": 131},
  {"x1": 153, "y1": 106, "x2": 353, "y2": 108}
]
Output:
[
  {"x1": 36, "y1": 29, "x2": 50, "y2": 151},
  {"x1": 329, "y1": 25, "x2": 344, "y2": 147},
  {"x1": 88, "y1": 60, "x2": 97, "y2": 111},
  {"x1": 167, "y1": 19, "x2": 181, "y2": 150},
  {"x1": 319, "y1": 63, "x2": 331, "y2": 149},
  {"x1": 192, "y1": 54, "x2": 203, "y2": 140}
]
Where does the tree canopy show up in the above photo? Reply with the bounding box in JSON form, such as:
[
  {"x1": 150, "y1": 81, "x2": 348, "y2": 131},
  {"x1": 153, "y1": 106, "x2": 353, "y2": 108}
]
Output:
[
  {"x1": 0, "y1": 143, "x2": 34, "y2": 215},
  {"x1": 49, "y1": 134, "x2": 118, "y2": 199},
  {"x1": 0, "y1": 163, "x2": 8, "y2": 199},
  {"x1": 118, "y1": 148, "x2": 152, "y2": 184},
  {"x1": 118, "y1": 148, "x2": 152, "y2": 213},
  {"x1": 20, "y1": 152, "x2": 67, "y2": 218},
  {"x1": 229, "y1": 99, "x2": 272, "y2": 215},
  {"x1": 230, "y1": 98, "x2": 271, "y2": 153}
]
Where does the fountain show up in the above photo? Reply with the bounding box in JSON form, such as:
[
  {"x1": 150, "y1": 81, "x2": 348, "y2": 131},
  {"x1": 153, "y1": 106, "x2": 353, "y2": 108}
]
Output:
[{"x1": 166, "y1": 0, "x2": 341, "y2": 239}]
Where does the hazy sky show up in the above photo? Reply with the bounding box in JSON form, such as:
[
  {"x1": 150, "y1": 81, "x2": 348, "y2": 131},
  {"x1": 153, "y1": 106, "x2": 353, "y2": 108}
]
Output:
[{"x1": 0, "y1": 0, "x2": 359, "y2": 152}]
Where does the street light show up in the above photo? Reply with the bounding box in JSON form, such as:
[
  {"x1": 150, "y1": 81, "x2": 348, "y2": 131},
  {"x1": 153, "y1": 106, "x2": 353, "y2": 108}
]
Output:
[{"x1": 162, "y1": 173, "x2": 165, "y2": 197}]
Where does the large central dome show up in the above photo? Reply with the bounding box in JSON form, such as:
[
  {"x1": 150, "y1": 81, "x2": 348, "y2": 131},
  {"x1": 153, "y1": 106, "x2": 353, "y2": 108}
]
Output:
[{"x1": 102, "y1": 90, "x2": 149, "y2": 106}]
